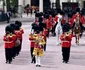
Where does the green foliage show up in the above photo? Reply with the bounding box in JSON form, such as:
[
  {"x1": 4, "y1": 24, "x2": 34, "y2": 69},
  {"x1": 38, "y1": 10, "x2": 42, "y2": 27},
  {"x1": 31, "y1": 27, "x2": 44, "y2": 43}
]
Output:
[
  {"x1": 10, "y1": 0, "x2": 18, "y2": 6},
  {"x1": 6, "y1": 0, "x2": 18, "y2": 7}
]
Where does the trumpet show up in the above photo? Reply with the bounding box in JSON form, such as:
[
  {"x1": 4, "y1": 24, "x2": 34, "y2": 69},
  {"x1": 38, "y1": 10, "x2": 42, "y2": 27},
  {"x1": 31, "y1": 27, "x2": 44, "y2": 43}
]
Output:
[{"x1": 65, "y1": 32, "x2": 70, "y2": 36}]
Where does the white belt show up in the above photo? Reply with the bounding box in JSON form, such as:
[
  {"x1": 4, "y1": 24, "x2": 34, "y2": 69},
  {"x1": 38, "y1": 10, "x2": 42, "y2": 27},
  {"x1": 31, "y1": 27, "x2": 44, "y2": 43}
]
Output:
[
  {"x1": 31, "y1": 41, "x2": 35, "y2": 42},
  {"x1": 62, "y1": 41, "x2": 70, "y2": 43},
  {"x1": 5, "y1": 41, "x2": 13, "y2": 43}
]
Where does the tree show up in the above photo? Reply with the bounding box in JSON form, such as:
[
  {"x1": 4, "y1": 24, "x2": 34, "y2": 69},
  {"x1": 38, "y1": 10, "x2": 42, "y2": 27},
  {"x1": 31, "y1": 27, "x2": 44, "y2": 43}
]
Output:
[{"x1": 6, "y1": 0, "x2": 18, "y2": 11}]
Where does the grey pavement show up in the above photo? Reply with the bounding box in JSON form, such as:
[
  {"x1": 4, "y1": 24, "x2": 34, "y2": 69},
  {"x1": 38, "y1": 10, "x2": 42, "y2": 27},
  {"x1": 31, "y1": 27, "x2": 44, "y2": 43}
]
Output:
[{"x1": 0, "y1": 20, "x2": 85, "y2": 70}]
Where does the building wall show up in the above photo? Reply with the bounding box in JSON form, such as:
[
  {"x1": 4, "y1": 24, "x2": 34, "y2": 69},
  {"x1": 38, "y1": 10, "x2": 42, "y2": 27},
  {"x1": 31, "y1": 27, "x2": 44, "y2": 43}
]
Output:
[
  {"x1": 0, "y1": 1, "x2": 3, "y2": 10},
  {"x1": 18, "y1": 0, "x2": 85, "y2": 9},
  {"x1": 25, "y1": 0, "x2": 30, "y2": 6},
  {"x1": 60, "y1": 0, "x2": 68, "y2": 9}
]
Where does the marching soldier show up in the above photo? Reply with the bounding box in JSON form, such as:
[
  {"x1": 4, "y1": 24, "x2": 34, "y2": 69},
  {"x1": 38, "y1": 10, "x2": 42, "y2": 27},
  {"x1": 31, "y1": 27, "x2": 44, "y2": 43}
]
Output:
[
  {"x1": 3, "y1": 25, "x2": 15, "y2": 64},
  {"x1": 29, "y1": 32, "x2": 36, "y2": 63},
  {"x1": 60, "y1": 24, "x2": 73, "y2": 63},
  {"x1": 14, "y1": 21, "x2": 24, "y2": 55},
  {"x1": 10, "y1": 23, "x2": 17, "y2": 58},
  {"x1": 33, "y1": 31, "x2": 45, "y2": 67}
]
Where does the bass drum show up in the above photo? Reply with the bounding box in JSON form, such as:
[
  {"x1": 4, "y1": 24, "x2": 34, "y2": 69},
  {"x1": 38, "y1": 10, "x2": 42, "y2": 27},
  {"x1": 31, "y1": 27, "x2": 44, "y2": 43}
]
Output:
[{"x1": 15, "y1": 39, "x2": 21, "y2": 47}]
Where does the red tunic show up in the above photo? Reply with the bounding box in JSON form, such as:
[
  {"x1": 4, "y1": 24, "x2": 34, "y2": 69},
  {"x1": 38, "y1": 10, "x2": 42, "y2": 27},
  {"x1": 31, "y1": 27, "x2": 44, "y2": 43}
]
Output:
[
  {"x1": 49, "y1": 15, "x2": 53, "y2": 28},
  {"x1": 60, "y1": 33, "x2": 73, "y2": 48},
  {"x1": 45, "y1": 19, "x2": 51, "y2": 29},
  {"x1": 43, "y1": 28, "x2": 48, "y2": 36},
  {"x1": 68, "y1": 18, "x2": 74, "y2": 27},
  {"x1": 80, "y1": 16, "x2": 85, "y2": 25},
  {"x1": 61, "y1": 16, "x2": 66, "y2": 24},
  {"x1": 3, "y1": 34, "x2": 16, "y2": 48},
  {"x1": 14, "y1": 28, "x2": 24, "y2": 40},
  {"x1": 29, "y1": 34, "x2": 35, "y2": 47},
  {"x1": 12, "y1": 34, "x2": 17, "y2": 47},
  {"x1": 54, "y1": 15, "x2": 58, "y2": 23},
  {"x1": 20, "y1": 28, "x2": 24, "y2": 39},
  {"x1": 72, "y1": 13, "x2": 81, "y2": 21}
]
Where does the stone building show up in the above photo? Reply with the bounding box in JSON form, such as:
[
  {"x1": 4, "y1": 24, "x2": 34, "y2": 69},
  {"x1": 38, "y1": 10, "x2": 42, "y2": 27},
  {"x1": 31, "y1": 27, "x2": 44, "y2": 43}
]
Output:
[{"x1": 0, "y1": 0, "x2": 85, "y2": 12}]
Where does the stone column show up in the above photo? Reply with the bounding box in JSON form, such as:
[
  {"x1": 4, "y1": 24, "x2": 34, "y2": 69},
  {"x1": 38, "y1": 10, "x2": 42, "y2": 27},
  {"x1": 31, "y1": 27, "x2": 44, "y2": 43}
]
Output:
[
  {"x1": 79, "y1": 0, "x2": 83, "y2": 10},
  {"x1": 50, "y1": 0, "x2": 56, "y2": 9},
  {"x1": 18, "y1": 0, "x2": 23, "y2": 17},
  {"x1": 39, "y1": 0, "x2": 43, "y2": 12},
  {"x1": 4, "y1": 0, "x2": 7, "y2": 12}
]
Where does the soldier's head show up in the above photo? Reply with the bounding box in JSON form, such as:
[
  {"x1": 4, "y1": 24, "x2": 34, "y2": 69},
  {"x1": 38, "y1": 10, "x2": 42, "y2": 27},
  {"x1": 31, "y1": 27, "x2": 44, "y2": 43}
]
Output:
[
  {"x1": 5, "y1": 25, "x2": 14, "y2": 34},
  {"x1": 15, "y1": 21, "x2": 22, "y2": 28}
]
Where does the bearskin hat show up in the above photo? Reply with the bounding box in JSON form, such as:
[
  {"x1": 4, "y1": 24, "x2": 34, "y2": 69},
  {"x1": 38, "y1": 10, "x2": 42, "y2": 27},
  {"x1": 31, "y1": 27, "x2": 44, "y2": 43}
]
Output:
[
  {"x1": 40, "y1": 12, "x2": 44, "y2": 17},
  {"x1": 62, "y1": 23, "x2": 71, "y2": 33},
  {"x1": 35, "y1": 12, "x2": 40, "y2": 17},
  {"x1": 5, "y1": 25, "x2": 14, "y2": 34},
  {"x1": 57, "y1": 8, "x2": 62, "y2": 14},
  {"x1": 75, "y1": 7, "x2": 80, "y2": 13},
  {"x1": 39, "y1": 16, "x2": 43, "y2": 22},
  {"x1": 15, "y1": 21, "x2": 22, "y2": 27},
  {"x1": 10, "y1": 23, "x2": 16, "y2": 30},
  {"x1": 31, "y1": 22, "x2": 40, "y2": 31},
  {"x1": 44, "y1": 14, "x2": 49, "y2": 19},
  {"x1": 68, "y1": 12, "x2": 72, "y2": 18}
]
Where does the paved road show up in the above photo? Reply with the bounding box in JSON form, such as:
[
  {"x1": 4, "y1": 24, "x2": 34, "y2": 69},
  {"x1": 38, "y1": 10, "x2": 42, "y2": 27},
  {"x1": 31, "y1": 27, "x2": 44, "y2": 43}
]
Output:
[{"x1": 0, "y1": 21, "x2": 85, "y2": 70}]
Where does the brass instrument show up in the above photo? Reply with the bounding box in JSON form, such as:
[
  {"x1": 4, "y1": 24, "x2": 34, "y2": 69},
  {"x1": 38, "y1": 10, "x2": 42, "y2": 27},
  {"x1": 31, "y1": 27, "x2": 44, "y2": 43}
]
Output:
[
  {"x1": 64, "y1": 30, "x2": 71, "y2": 38},
  {"x1": 15, "y1": 38, "x2": 20, "y2": 47},
  {"x1": 65, "y1": 32, "x2": 70, "y2": 36}
]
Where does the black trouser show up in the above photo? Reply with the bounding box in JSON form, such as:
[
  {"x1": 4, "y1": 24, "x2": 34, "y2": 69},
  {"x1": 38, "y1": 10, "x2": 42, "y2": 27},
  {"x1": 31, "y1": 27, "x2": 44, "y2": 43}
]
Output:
[
  {"x1": 19, "y1": 39, "x2": 22, "y2": 52},
  {"x1": 47, "y1": 29, "x2": 50, "y2": 37},
  {"x1": 51, "y1": 23, "x2": 57, "y2": 36},
  {"x1": 5, "y1": 48, "x2": 12, "y2": 63},
  {"x1": 12, "y1": 47, "x2": 16, "y2": 58},
  {"x1": 15, "y1": 39, "x2": 22, "y2": 56},
  {"x1": 16, "y1": 45, "x2": 20, "y2": 56},
  {"x1": 44, "y1": 40, "x2": 47, "y2": 51},
  {"x1": 62, "y1": 47, "x2": 70, "y2": 62},
  {"x1": 30, "y1": 47, "x2": 36, "y2": 63}
]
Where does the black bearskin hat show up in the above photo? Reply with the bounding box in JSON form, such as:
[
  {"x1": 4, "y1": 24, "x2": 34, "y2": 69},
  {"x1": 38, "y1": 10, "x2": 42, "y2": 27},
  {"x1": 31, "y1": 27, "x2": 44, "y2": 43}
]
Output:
[
  {"x1": 5, "y1": 25, "x2": 14, "y2": 34},
  {"x1": 40, "y1": 12, "x2": 44, "y2": 17},
  {"x1": 57, "y1": 8, "x2": 62, "y2": 14},
  {"x1": 35, "y1": 12, "x2": 40, "y2": 17},
  {"x1": 75, "y1": 7, "x2": 80, "y2": 13},
  {"x1": 68, "y1": 12, "x2": 72, "y2": 18},
  {"x1": 39, "y1": 16, "x2": 43, "y2": 22},
  {"x1": 10, "y1": 23, "x2": 16, "y2": 30},
  {"x1": 31, "y1": 22, "x2": 40, "y2": 31},
  {"x1": 62, "y1": 23, "x2": 71, "y2": 33},
  {"x1": 15, "y1": 21, "x2": 22, "y2": 27},
  {"x1": 44, "y1": 14, "x2": 49, "y2": 19}
]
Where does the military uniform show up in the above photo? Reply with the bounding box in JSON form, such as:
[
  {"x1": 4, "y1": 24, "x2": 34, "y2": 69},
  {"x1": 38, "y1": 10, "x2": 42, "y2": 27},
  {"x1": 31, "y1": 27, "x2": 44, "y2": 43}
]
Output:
[
  {"x1": 3, "y1": 25, "x2": 16, "y2": 64},
  {"x1": 33, "y1": 32, "x2": 45, "y2": 67},
  {"x1": 60, "y1": 24, "x2": 73, "y2": 63},
  {"x1": 29, "y1": 33, "x2": 36, "y2": 63}
]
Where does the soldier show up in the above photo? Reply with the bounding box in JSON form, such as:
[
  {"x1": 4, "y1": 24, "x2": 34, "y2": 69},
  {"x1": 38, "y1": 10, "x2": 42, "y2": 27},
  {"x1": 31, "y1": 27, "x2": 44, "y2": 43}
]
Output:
[
  {"x1": 3, "y1": 25, "x2": 15, "y2": 64},
  {"x1": 33, "y1": 31, "x2": 45, "y2": 67},
  {"x1": 29, "y1": 31, "x2": 36, "y2": 63},
  {"x1": 43, "y1": 28, "x2": 47, "y2": 51},
  {"x1": 10, "y1": 23, "x2": 17, "y2": 58},
  {"x1": 60, "y1": 24, "x2": 73, "y2": 63},
  {"x1": 44, "y1": 14, "x2": 50, "y2": 37},
  {"x1": 14, "y1": 21, "x2": 24, "y2": 55}
]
